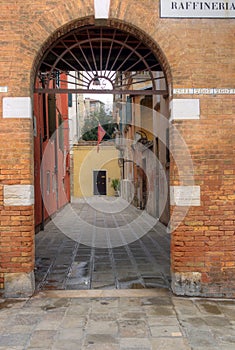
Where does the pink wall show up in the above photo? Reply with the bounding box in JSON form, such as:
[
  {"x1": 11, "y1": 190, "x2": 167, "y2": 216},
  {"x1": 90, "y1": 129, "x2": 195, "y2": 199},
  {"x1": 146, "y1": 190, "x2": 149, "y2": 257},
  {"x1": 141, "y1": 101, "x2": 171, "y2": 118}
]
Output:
[{"x1": 34, "y1": 74, "x2": 70, "y2": 229}]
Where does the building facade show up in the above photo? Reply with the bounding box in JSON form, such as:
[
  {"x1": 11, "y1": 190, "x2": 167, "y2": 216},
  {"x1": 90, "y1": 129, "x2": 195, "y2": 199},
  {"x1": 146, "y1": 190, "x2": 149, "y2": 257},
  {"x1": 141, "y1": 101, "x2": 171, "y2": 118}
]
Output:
[
  {"x1": 34, "y1": 74, "x2": 70, "y2": 230},
  {"x1": 72, "y1": 141, "x2": 120, "y2": 199},
  {"x1": 115, "y1": 72, "x2": 170, "y2": 225},
  {"x1": 0, "y1": 0, "x2": 234, "y2": 297}
]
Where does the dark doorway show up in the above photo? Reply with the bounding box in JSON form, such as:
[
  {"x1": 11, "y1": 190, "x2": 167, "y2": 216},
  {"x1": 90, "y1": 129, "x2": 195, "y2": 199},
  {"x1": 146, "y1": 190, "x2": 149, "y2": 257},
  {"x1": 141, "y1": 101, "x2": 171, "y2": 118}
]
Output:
[{"x1": 93, "y1": 170, "x2": 107, "y2": 195}]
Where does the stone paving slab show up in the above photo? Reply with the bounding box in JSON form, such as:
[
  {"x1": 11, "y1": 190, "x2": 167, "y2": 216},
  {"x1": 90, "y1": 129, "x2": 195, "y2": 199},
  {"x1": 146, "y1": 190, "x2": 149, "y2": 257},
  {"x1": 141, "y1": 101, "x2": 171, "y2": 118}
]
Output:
[
  {"x1": 0, "y1": 290, "x2": 235, "y2": 349},
  {"x1": 35, "y1": 200, "x2": 170, "y2": 292}
]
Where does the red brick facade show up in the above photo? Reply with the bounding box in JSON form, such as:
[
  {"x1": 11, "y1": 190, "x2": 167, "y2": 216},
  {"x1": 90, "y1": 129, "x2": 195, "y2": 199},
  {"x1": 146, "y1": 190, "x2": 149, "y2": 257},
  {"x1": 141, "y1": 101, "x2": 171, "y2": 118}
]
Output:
[
  {"x1": 171, "y1": 95, "x2": 235, "y2": 296},
  {"x1": 0, "y1": 0, "x2": 234, "y2": 296}
]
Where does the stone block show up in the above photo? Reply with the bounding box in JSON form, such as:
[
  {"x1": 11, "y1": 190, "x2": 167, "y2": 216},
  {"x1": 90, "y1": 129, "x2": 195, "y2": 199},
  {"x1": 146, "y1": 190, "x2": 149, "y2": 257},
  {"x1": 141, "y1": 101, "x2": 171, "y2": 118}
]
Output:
[
  {"x1": 172, "y1": 272, "x2": 202, "y2": 296},
  {"x1": 170, "y1": 99, "x2": 200, "y2": 120},
  {"x1": 4, "y1": 271, "x2": 35, "y2": 298},
  {"x1": 4, "y1": 185, "x2": 34, "y2": 206},
  {"x1": 3, "y1": 97, "x2": 32, "y2": 118}
]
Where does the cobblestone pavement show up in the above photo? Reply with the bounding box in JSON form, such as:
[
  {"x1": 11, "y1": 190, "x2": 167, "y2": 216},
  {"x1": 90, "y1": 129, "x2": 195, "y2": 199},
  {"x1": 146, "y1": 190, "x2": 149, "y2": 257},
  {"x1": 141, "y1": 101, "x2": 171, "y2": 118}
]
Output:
[
  {"x1": 0, "y1": 289, "x2": 235, "y2": 350},
  {"x1": 35, "y1": 198, "x2": 171, "y2": 291},
  {"x1": 1, "y1": 198, "x2": 235, "y2": 349}
]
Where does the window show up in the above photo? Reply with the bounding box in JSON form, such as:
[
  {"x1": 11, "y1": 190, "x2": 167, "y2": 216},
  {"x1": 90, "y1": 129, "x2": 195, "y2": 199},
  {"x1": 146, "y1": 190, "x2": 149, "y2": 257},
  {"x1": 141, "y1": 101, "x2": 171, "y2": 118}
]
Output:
[
  {"x1": 52, "y1": 173, "x2": 57, "y2": 193},
  {"x1": 166, "y1": 128, "x2": 170, "y2": 163},
  {"x1": 42, "y1": 93, "x2": 47, "y2": 140},
  {"x1": 46, "y1": 171, "x2": 50, "y2": 194},
  {"x1": 48, "y1": 94, "x2": 56, "y2": 138},
  {"x1": 68, "y1": 93, "x2": 72, "y2": 107},
  {"x1": 58, "y1": 113, "x2": 64, "y2": 151},
  {"x1": 126, "y1": 96, "x2": 132, "y2": 124}
]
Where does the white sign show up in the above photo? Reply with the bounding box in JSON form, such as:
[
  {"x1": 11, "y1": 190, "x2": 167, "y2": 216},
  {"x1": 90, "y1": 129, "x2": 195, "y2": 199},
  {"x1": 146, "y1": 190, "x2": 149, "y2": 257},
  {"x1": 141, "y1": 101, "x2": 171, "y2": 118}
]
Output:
[
  {"x1": 161, "y1": 0, "x2": 235, "y2": 18},
  {"x1": 173, "y1": 88, "x2": 235, "y2": 94}
]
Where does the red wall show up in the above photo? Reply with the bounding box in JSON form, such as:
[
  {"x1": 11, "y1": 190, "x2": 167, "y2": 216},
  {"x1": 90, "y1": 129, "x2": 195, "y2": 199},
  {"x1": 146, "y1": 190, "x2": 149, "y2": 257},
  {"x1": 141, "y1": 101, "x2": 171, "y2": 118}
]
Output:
[{"x1": 34, "y1": 74, "x2": 70, "y2": 229}]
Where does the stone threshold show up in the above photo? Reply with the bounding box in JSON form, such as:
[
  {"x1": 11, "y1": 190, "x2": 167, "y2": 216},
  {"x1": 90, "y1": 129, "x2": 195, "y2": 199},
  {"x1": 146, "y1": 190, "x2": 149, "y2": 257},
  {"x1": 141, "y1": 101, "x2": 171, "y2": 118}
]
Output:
[{"x1": 34, "y1": 288, "x2": 170, "y2": 298}]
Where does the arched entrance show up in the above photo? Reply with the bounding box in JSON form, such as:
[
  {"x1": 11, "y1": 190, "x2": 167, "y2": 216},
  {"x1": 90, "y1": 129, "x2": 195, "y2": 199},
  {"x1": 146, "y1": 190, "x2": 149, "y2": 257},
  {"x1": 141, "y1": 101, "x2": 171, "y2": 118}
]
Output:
[
  {"x1": 1, "y1": 1, "x2": 234, "y2": 299},
  {"x1": 33, "y1": 19, "x2": 172, "y2": 291}
]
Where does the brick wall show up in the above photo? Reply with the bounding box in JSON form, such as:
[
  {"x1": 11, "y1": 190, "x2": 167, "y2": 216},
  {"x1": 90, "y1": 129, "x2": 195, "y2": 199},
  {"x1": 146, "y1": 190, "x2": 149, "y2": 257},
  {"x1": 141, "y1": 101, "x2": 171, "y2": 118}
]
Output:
[
  {"x1": 0, "y1": 0, "x2": 93, "y2": 294},
  {"x1": 0, "y1": 118, "x2": 34, "y2": 291},
  {"x1": 0, "y1": 0, "x2": 234, "y2": 297},
  {"x1": 171, "y1": 95, "x2": 235, "y2": 296}
]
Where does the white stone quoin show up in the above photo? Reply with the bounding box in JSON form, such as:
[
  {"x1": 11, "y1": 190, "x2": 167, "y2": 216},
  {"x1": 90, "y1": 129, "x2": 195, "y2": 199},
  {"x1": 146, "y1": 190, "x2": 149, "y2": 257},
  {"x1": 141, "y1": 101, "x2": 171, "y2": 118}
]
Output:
[
  {"x1": 170, "y1": 186, "x2": 201, "y2": 206},
  {"x1": 4, "y1": 185, "x2": 34, "y2": 206},
  {"x1": 3, "y1": 97, "x2": 32, "y2": 118},
  {"x1": 170, "y1": 99, "x2": 200, "y2": 120},
  {"x1": 94, "y1": 0, "x2": 110, "y2": 18}
]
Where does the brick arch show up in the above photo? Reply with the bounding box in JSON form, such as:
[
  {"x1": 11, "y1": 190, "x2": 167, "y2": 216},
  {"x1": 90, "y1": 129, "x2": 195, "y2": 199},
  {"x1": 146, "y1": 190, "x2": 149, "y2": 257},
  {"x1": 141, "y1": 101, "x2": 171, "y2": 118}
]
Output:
[
  {"x1": 107, "y1": 18, "x2": 173, "y2": 92},
  {"x1": 31, "y1": 17, "x2": 172, "y2": 94},
  {"x1": 30, "y1": 16, "x2": 95, "y2": 93}
]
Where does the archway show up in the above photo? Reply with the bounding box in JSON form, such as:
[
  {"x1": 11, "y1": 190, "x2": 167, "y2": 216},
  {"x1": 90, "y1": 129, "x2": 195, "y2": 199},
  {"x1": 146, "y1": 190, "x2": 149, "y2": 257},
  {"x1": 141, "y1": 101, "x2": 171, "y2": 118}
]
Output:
[{"x1": 33, "y1": 19, "x2": 172, "y2": 291}]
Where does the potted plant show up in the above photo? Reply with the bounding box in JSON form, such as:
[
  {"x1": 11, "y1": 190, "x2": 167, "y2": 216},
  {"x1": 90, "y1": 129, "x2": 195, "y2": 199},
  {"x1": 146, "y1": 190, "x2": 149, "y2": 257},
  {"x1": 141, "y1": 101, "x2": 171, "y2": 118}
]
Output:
[{"x1": 111, "y1": 178, "x2": 120, "y2": 196}]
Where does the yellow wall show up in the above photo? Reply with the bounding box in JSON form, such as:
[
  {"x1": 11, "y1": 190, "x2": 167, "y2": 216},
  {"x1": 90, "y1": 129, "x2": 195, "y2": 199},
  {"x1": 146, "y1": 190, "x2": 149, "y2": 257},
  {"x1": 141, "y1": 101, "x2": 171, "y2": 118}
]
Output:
[{"x1": 73, "y1": 143, "x2": 120, "y2": 198}]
